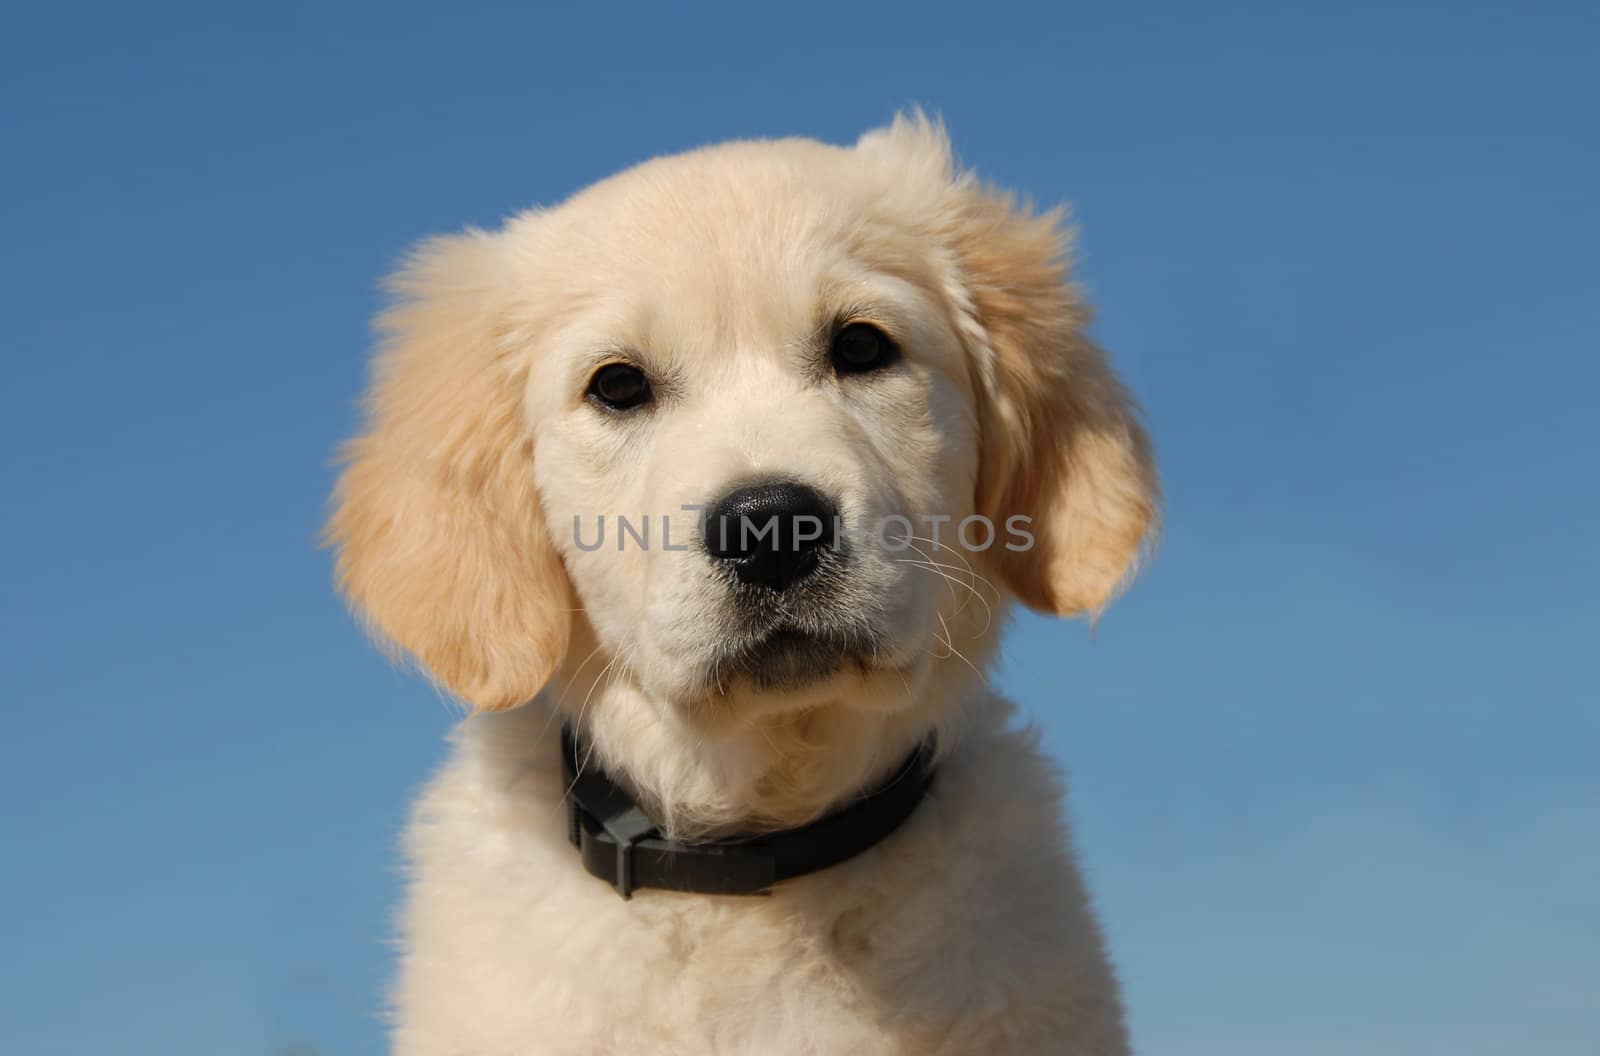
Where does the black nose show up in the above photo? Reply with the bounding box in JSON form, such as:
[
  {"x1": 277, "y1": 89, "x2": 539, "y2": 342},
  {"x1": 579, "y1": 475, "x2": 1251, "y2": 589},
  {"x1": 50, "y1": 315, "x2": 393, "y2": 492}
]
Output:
[{"x1": 703, "y1": 481, "x2": 839, "y2": 590}]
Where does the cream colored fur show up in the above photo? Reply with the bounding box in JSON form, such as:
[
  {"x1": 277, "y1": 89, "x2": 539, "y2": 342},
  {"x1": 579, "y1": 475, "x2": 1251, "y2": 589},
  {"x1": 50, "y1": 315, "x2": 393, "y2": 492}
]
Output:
[{"x1": 328, "y1": 114, "x2": 1158, "y2": 1054}]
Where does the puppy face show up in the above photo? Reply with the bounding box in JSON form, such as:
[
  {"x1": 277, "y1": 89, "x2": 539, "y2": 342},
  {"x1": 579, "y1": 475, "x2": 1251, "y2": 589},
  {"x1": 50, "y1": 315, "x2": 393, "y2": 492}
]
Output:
[
  {"x1": 328, "y1": 116, "x2": 1157, "y2": 732},
  {"x1": 520, "y1": 143, "x2": 983, "y2": 717}
]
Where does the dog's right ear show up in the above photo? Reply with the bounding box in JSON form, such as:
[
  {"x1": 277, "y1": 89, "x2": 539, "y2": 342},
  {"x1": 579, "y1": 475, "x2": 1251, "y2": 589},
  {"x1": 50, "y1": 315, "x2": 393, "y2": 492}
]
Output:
[{"x1": 325, "y1": 232, "x2": 571, "y2": 712}]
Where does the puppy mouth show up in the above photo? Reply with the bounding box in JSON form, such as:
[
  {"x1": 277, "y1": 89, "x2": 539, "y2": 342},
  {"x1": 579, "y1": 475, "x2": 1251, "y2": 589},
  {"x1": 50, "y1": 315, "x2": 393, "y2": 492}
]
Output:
[{"x1": 711, "y1": 625, "x2": 876, "y2": 692}]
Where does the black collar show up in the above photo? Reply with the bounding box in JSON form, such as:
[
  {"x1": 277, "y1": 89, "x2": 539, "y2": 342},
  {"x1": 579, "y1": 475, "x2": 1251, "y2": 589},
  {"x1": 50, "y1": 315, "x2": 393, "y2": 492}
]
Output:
[{"x1": 561, "y1": 725, "x2": 936, "y2": 899}]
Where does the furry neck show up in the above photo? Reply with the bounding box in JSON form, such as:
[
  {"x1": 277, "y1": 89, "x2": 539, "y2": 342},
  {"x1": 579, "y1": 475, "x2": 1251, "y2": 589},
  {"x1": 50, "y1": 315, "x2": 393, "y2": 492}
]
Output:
[{"x1": 548, "y1": 662, "x2": 973, "y2": 840}]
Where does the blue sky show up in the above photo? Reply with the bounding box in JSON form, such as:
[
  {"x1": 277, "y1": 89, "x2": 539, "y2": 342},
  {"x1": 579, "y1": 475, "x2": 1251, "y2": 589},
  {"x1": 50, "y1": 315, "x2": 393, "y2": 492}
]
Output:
[{"x1": 2, "y1": 3, "x2": 1596, "y2": 1053}]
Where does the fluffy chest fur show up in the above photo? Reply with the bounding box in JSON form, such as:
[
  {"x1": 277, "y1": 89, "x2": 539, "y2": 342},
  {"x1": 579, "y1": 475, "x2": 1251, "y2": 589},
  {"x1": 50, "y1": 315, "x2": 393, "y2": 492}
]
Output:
[{"x1": 392, "y1": 700, "x2": 1128, "y2": 1055}]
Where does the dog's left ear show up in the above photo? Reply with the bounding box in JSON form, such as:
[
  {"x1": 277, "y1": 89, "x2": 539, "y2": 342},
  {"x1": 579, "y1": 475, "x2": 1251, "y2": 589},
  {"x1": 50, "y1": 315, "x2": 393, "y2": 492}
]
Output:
[
  {"x1": 861, "y1": 115, "x2": 1160, "y2": 617},
  {"x1": 956, "y1": 200, "x2": 1159, "y2": 618}
]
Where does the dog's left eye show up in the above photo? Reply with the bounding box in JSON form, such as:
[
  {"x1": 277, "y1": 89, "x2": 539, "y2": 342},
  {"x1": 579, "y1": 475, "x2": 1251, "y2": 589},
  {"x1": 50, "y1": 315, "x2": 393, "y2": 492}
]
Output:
[
  {"x1": 830, "y1": 322, "x2": 900, "y2": 375},
  {"x1": 586, "y1": 363, "x2": 653, "y2": 411}
]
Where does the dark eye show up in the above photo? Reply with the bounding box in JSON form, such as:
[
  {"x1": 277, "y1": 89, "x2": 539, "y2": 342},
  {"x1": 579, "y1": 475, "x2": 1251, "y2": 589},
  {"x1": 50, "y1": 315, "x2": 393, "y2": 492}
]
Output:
[
  {"x1": 829, "y1": 322, "x2": 900, "y2": 375},
  {"x1": 586, "y1": 363, "x2": 652, "y2": 411}
]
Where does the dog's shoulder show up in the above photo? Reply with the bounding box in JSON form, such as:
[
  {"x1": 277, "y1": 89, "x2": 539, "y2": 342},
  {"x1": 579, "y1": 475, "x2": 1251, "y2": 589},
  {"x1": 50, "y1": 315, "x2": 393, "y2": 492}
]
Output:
[{"x1": 392, "y1": 700, "x2": 1128, "y2": 1055}]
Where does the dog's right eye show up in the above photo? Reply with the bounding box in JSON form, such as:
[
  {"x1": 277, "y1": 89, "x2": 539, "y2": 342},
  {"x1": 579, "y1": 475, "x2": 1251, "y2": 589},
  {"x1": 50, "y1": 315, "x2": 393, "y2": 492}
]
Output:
[{"x1": 586, "y1": 363, "x2": 653, "y2": 411}]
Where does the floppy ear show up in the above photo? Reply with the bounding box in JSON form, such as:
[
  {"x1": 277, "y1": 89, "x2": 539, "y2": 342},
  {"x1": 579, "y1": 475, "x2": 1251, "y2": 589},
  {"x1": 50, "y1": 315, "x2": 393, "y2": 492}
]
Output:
[
  {"x1": 864, "y1": 115, "x2": 1159, "y2": 617},
  {"x1": 325, "y1": 232, "x2": 571, "y2": 711},
  {"x1": 957, "y1": 192, "x2": 1159, "y2": 617}
]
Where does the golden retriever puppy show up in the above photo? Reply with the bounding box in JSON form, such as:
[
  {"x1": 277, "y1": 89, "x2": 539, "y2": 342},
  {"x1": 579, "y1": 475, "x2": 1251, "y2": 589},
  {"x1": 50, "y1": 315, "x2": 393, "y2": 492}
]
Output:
[{"x1": 328, "y1": 113, "x2": 1158, "y2": 1055}]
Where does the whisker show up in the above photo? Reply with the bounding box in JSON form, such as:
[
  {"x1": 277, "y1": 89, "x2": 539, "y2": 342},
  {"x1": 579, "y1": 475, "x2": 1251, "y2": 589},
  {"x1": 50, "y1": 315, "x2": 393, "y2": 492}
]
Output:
[
  {"x1": 540, "y1": 641, "x2": 609, "y2": 737},
  {"x1": 895, "y1": 557, "x2": 983, "y2": 624},
  {"x1": 894, "y1": 558, "x2": 996, "y2": 634},
  {"x1": 935, "y1": 613, "x2": 986, "y2": 680},
  {"x1": 578, "y1": 650, "x2": 632, "y2": 777},
  {"x1": 898, "y1": 534, "x2": 1003, "y2": 607},
  {"x1": 572, "y1": 653, "x2": 620, "y2": 765},
  {"x1": 899, "y1": 540, "x2": 962, "y2": 614}
]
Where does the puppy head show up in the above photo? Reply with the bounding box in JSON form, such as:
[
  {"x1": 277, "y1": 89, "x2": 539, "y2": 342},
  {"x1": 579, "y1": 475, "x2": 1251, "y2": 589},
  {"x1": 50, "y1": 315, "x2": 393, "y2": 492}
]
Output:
[{"x1": 327, "y1": 115, "x2": 1157, "y2": 728}]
